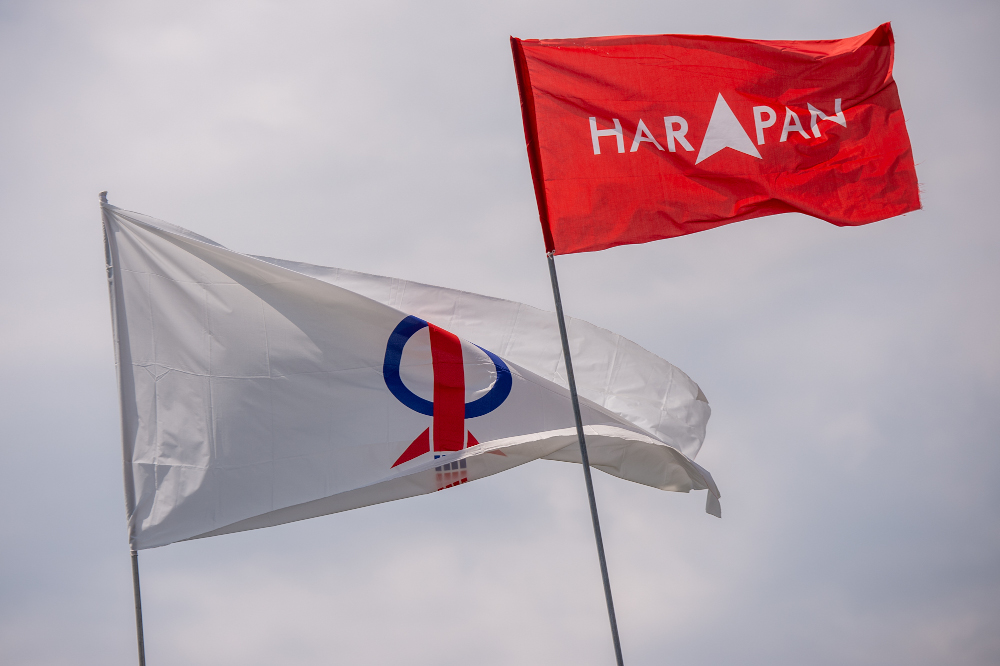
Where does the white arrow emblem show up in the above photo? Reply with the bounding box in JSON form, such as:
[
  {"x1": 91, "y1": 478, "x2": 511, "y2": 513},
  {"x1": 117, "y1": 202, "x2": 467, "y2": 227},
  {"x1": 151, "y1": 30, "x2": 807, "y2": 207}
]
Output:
[{"x1": 695, "y1": 93, "x2": 762, "y2": 165}]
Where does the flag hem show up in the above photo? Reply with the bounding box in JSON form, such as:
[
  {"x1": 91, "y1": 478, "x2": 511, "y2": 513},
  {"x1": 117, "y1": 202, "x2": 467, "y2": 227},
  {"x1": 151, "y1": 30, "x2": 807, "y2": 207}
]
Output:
[{"x1": 511, "y1": 36, "x2": 555, "y2": 254}]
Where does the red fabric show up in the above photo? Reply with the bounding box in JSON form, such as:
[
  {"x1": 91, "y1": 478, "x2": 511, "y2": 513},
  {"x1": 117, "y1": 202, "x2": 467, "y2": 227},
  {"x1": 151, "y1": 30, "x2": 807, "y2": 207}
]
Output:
[
  {"x1": 429, "y1": 324, "x2": 466, "y2": 452},
  {"x1": 512, "y1": 23, "x2": 920, "y2": 255}
]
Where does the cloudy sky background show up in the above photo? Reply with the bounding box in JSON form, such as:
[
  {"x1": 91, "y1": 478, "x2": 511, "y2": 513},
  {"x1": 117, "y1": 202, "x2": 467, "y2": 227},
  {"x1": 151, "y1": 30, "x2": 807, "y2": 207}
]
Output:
[{"x1": 1, "y1": 0, "x2": 998, "y2": 664}]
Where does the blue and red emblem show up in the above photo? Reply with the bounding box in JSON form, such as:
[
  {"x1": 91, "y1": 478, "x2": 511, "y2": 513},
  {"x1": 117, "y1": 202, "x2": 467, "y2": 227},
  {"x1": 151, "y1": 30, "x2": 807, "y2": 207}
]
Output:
[{"x1": 383, "y1": 316, "x2": 511, "y2": 481}]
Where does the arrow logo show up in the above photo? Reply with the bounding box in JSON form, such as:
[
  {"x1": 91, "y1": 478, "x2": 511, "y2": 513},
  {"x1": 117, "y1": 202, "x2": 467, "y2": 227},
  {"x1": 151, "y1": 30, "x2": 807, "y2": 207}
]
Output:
[{"x1": 695, "y1": 93, "x2": 762, "y2": 165}]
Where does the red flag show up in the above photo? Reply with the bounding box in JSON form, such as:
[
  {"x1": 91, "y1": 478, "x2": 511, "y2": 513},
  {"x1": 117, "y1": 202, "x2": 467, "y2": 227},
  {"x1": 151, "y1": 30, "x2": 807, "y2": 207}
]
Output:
[{"x1": 512, "y1": 23, "x2": 920, "y2": 255}]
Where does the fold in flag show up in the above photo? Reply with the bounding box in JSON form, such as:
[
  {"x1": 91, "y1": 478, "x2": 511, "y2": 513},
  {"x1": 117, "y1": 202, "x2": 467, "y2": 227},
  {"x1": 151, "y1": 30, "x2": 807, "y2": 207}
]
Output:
[
  {"x1": 512, "y1": 22, "x2": 920, "y2": 255},
  {"x1": 102, "y1": 205, "x2": 720, "y2": 550}
]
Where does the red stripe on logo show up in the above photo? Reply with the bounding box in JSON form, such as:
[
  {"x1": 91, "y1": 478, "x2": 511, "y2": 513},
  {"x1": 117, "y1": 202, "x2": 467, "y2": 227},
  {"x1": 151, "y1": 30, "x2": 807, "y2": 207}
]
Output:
[{"x1": 429, "y1": 324, "x2": 465, "y2": 452}]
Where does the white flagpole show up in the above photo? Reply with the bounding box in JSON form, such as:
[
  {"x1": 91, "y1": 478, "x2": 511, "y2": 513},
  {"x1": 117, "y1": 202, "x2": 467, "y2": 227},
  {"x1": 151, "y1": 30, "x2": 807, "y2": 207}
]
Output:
[
  {"x1": 546, "y1": 252, "x2": 625, "y2": 666},
  {"x1": 100, "y1": 191, "x2": 147, "y2": 666}
]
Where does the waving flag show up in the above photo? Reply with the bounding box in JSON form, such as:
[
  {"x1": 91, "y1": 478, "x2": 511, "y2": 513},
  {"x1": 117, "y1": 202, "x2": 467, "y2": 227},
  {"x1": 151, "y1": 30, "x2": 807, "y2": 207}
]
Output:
[
  {"x1": 102, "y1": 205, "x2": 719, "y2": 550},
  {"x1": 512, "y1": 22, "x2": 920, "y2": 255}
]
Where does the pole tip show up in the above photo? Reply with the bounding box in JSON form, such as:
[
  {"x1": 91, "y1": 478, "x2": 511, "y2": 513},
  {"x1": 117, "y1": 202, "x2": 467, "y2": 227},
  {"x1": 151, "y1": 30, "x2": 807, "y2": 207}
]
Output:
[{"x1": 99, "y1": 191, "x2": 108, "y2": 204}]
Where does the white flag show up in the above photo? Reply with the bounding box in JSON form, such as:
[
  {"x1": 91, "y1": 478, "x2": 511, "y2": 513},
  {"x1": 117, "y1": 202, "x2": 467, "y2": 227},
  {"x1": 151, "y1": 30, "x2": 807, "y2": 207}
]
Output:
[{"x1": 102, "y1": 204, "x2": 720, "y2": 550}]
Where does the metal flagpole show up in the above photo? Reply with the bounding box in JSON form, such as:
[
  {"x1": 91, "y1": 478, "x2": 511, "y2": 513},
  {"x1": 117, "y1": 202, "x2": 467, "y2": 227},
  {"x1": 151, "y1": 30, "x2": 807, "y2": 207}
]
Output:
[
  {"x1": 100, "y1": 191, "x2": 147, "y2": 666},
  {"x1": 130, "y1": 549, "x2": 147, "y2": 666},
  {"x1": 546, "y1": 252, "x2": 625, "y2": 666},
  {"x1": 512, "y1": 35, "x2": 623, "y2": 663}
]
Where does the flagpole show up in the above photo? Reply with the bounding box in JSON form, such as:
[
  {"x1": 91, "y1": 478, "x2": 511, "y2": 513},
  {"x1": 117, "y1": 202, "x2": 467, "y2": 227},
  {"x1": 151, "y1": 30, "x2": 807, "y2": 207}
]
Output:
[
  {"x1": 130, "y1": 549, "x2": 147, "y2": 666},
  {"x1": 546, "y1": 252, "x2": 625, "y2": 666},
  {"x1": 101, "y1": 191, "x2": 148, "y2": 666}
]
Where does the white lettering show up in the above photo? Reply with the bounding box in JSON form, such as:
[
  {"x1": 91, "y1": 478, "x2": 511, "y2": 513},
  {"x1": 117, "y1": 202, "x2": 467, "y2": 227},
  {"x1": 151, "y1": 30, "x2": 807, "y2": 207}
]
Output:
[
  {"x1": 780, "y1": 107, "x2": 811, "y2": 142},
  {"x1": 663, "y1": 116, "x2": 694, "y2": 152},
  {"x1": 753, "y1": 106, "x2": 776, "y2": 145},
  {"x1": 808, "y1": 99, "x2": 847, "y2": 138},
  {"x1": 630, "y1": 119, "x2": 665, "y2": 152},
  {"x1": 590, "y1": 117, "x2": 624, "y2": 154}
]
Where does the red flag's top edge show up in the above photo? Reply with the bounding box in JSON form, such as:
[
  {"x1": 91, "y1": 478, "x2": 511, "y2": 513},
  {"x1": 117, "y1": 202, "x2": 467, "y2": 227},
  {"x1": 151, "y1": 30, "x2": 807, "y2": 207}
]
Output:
[{"x1": 517, "y1": 23, "x2": 893, "y2": 77}]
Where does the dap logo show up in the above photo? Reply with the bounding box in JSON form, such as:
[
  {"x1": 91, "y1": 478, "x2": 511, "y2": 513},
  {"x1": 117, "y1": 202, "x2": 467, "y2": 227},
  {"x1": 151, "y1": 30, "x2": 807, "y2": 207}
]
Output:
[{"x1": 383, "y1": 316, "x2": 511, "y2": 486}]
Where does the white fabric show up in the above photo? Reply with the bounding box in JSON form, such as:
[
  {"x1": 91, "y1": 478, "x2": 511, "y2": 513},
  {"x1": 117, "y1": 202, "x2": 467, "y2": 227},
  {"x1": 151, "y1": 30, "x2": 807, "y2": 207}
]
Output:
[
  {"x1": 102, "y1": 204, "x2": 720, "y2": 550},
  {"x1": 695, "y1": 93, "x2": 763, "y2": 164}
]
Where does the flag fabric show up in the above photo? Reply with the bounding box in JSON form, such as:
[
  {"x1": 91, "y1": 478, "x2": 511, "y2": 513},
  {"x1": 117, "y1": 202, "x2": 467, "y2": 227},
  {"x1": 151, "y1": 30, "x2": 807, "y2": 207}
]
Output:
[
  {"x1": 511, "y1": 22, "x2": 920, "y2": 255},
  {"x1": 102, "y1": 205, "x2": 720, "y2": 550}
]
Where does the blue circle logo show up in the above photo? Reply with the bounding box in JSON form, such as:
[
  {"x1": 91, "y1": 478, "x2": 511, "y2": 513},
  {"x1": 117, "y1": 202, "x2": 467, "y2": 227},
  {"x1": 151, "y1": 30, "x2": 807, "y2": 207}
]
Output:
[{"x1": 382, "y1": 315, "x2": 512, "y2": 418}]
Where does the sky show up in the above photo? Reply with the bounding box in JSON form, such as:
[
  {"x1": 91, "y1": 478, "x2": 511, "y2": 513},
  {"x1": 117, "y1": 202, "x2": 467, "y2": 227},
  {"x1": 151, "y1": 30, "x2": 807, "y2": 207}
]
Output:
[{"x1": 0, "y1": 1, "x2": 998, "y2": 664}]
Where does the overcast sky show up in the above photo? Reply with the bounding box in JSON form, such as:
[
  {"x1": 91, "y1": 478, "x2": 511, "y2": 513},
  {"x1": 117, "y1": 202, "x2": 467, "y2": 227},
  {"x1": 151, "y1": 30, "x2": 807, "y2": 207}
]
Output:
[{"x1": 1, "y1": 1, "x2": 998, "y2": 665}]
